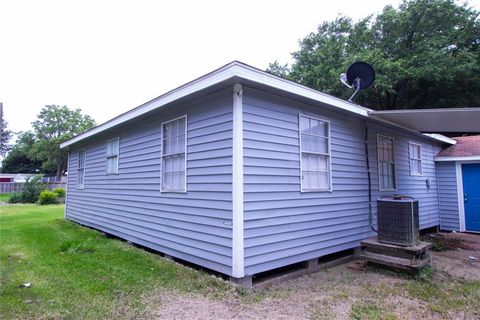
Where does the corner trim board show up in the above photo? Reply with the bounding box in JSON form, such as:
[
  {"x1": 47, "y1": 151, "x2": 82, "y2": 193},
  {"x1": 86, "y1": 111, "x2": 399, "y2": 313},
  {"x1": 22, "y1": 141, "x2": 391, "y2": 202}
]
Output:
[
  {"x1": 232, "y1": 83, "x2": 244, "y2": 277},
  {"x1": 64, "y1": 152, "x2": 69, "y2": 219}
]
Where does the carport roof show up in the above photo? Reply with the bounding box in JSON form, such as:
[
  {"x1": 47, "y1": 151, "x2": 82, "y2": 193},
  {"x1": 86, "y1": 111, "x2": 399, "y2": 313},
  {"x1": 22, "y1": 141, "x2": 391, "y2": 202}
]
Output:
[{"x1": 370, "y1": 108, "x2": 480, "y2": 133}]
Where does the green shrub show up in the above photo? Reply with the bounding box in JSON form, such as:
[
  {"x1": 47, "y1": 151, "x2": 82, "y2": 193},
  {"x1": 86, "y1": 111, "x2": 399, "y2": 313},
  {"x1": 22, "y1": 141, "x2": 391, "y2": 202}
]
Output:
[
  {"x1": 53, "y1": 188, "x2": 66, "y2": 197},
  {"x1": 20, "y1": 175, "x2": 46, "y2": 203},
  {"x1": 38, "y1": 190, "x2": 58, "y2": 205},
  {"x1": 8, "y1": 193, "x2": 23, "y2": 203}
]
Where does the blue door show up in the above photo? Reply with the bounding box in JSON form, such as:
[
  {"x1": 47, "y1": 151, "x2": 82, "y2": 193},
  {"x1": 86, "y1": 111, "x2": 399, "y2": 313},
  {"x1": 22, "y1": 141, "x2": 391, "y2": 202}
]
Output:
[{"x1": 462, "y1": 163, "x2": 480, "y2": 232}]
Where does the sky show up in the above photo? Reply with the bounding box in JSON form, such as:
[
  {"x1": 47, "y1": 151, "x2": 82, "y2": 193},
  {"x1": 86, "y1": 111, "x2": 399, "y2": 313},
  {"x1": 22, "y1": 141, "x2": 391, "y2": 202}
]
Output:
[{"x1": 1, "y1": 0, "x2": 479, "y2": 134}]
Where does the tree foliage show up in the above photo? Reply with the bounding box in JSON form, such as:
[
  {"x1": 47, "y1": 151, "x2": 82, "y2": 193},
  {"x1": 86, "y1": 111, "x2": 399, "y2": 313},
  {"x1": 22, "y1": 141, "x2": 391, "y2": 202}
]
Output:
[
  {"x1": 0, "y1": 132, "x2": 42, "y2": 173},
  {"x1": 0, "y1": 119, "x2": 13, "y2": 156},
  {"x1": 1, "y1": 106, "x2": 95, "y2": 177},
  {"x1": 268, "y1": 0, "x2": 480, "y2": 110},
  {"x1": 30, "y1": 105, "x2": 96, "y2": 178}
]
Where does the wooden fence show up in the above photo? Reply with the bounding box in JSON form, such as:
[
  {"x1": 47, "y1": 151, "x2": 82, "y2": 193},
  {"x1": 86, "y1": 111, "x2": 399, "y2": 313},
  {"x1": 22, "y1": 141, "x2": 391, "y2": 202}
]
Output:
[{"x1": 0, "y1": 182, "x2": 67, "y2": 194}]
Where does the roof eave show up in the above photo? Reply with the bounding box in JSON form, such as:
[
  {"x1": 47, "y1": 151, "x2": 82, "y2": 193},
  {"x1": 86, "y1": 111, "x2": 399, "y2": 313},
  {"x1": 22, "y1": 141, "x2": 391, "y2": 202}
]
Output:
[
  {"x1": 60, "y1": 62, "x2": 372, "y2": 149},
  {"x1": 61, "y1": 61, "x2": 454, "y2": 149}
]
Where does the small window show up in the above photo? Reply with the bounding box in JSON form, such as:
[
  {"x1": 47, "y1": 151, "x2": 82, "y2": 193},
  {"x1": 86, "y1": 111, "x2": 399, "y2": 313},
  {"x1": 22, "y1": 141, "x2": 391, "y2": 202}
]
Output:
[
  {"x1": 161, "y1": 115, "x2": 187, "y2": 192},
  {"x1": 299, "y1": 114, "x2": 332, "y2": 192},
  {"x1": 77, "y1": 149, "x2": 86, "y2": 189},
  {"x1": 409, "y1": 142, "x2": 423, "y2": 176},
  {"x1": 377, "y1": 135, "x2": 396, "y2": 191},
  {"x1": 106, "y1": 138, "x2": 119, "y2": 174}
]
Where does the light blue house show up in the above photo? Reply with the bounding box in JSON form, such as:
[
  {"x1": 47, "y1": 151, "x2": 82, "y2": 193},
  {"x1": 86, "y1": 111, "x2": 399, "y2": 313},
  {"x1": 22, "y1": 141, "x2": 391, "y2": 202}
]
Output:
[{"x1": 60, "y1": 61, "x2": 479, "y2": 286}]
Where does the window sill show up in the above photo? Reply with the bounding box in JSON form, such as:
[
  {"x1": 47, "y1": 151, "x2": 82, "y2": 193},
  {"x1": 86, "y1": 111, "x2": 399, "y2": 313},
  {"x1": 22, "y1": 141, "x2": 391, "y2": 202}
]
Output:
[
  {"x1": 301, "y1": 189, "x2": 333, "y2": 193},
  {"x1": 160, "y1": 190, "x2": 187, "y2": 194}
]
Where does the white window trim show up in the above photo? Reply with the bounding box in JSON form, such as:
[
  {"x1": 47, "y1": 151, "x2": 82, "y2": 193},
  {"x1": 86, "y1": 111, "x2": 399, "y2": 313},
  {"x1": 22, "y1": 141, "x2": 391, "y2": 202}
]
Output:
[
  {"x1": 106, "y1": 137, "x2": 120, "y2": 175},
  {"x1": 377, "y1": 134, "x2": 397, "y2": 191},
  {"x1": 408, "y1": 141, "x2": 423, "y2": 176},
  {"x1": 299, "y1": 114, "x2": 333, "y2": 193},
  {"x1": 77, "y1": 148, "x2": 86, "y2": 190},
  {"x1": 160, "y1": 114, "x2": 187, "y2": 193}
]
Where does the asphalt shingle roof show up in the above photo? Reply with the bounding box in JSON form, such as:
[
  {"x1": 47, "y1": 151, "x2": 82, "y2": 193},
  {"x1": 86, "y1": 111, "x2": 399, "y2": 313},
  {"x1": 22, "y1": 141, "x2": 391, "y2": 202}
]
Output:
[{"x1": 437, "y1": 135, "x2": 480, "y2": 157}]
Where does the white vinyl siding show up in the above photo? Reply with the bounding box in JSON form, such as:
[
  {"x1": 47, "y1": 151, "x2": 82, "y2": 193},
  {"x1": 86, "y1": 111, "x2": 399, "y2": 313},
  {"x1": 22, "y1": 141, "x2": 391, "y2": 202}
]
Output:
[
  {"x1": 77, "y1": 149, "x2": 86, "y2": 189},
  {"x1": 161, "y1": 115, "x2": 187, "y2": 192},
  {"x1": 299, "y1": 114, "x2": 331, "y2": 192},
  {"x1": 409, "y1": 142, "x2": 423, "y2": 176},
  {"x1": 377, "y1": 135, "x2": 396, "y2": 191},
  {"x1": 106, "y1": 138, "x2": 119, "y2": 174}
]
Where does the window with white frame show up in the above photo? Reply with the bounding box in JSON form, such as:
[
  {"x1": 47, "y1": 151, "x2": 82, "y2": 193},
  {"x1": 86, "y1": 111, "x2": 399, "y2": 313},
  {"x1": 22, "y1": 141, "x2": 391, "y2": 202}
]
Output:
[
  {"x1": 409, "y1": 142, "x2": 423, "y2": 176},
  {"x1": 78, "y1": 149, "x2": 86, "y2": 189},
  {"x1": 106, "y1": 138, "x2": 119, "y2": 174},
  {"x1": 299, "y1": 115, "x2": 331, "y2": 191},
  {"x1": 377, "y1": 135, "x2": 396, "y2": 190},
  {"x1": 161, "y1": 115, "x2": 186, "y2": 192}
]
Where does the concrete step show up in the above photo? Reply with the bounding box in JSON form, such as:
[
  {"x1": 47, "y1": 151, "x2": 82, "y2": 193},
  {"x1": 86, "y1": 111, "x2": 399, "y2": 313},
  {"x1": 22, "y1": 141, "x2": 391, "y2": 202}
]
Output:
[{"x1": 360, "y1": 251, "x2": 431, "y2": 273}]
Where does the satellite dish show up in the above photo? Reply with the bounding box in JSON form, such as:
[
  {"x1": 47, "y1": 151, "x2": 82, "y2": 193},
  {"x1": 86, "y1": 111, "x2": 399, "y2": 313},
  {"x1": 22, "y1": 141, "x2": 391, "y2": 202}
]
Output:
[{"x1": 340, "y1": 61, "x2": 375, "y2": 102}]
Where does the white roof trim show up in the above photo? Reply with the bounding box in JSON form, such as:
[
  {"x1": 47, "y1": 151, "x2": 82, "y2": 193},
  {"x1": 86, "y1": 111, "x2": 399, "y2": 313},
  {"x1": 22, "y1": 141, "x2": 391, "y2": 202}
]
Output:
[
  {"x1": 61, "y1": 61, "x2": 453, "y2": 148},
  {"x1": 435, "y1": 155, "x2": 480, "y2": 162},
  {"x1": 422, "y1": 134, "x2": 457, "y2": 145},
  {"x1": 372, "y1": 107, "x2": 478, "y2": 115},
  {"x1": 60, "y1": 62, "x2": 371, "y2": 148}
]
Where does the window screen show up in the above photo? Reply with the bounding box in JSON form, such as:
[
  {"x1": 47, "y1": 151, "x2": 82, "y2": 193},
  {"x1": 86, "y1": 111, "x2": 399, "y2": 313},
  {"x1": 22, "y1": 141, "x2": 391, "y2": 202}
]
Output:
[
  {"x1": 161, "y1": 116, "x2": 186, "y2": 192},
  {"x1": 409, "y1": 142, "x2": 422, "y2": 176},
  {"x1": 299, "y1": 115, "x2": 331, "y2": 191},
  {"x1": 377, "y1": 135, "x2": 396, "y2": 190},
  {"x1": 78, "y1": 149, "x2": 86, "y2": 189},
  {"x1": 106, "y1": 138, "x2": 119, "y2": 174}
]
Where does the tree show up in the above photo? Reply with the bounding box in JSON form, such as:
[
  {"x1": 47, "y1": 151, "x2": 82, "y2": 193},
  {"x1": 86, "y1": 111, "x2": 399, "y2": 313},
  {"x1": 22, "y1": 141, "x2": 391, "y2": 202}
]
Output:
[
  {"x1": 0, "y1": 119, "x2": 13, "y2": 156},
  {"x1": 268, "y1": 0, "x2": 480, "y2": 110},
  {"x1": 30, "y1": 105, "x2": 95, "y2": 179},
  {"x1": 1, "y1": 132, "x2": 43, "y2": 173}
]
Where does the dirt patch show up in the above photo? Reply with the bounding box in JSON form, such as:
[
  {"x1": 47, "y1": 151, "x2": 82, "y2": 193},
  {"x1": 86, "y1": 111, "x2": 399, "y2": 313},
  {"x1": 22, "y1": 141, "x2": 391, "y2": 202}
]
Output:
[
  {"x1": 425, "y1": 232, "x2": 480, "y2": 251},
  {"x1": 145, "y1": 266, "x2": 421, "y2": 320},
  {"x1": 6, "y1": 251, "x2": 26, "y2": 262},
  {"x1": 150, "y1": 291, "x2": 311, "y2": 320},
  {"x1": 426, "y1": 232, "x2": 480, "y2": 281},
  {"x1": 432, "y1": 250, "x2": 480, "y2": 281}
]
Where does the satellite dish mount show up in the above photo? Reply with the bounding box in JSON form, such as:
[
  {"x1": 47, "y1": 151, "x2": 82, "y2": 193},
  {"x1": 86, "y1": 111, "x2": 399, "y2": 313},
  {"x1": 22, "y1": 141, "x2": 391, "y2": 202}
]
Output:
[{"x1": 340, "y1": 62, "x2": 375, "y2": 102}]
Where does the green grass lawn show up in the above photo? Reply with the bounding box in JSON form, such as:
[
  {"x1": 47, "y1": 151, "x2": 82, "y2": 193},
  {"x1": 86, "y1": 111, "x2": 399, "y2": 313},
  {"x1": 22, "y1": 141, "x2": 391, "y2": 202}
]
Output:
[
  {"x1": 0, "y1": 204, "x2": 229, "y2": 319},
  {"x1": 0, "y1": 193, "x2": 12, "y2": 202},
  {"x1": 2, "y1": 204, "x2": 479, "y2": 319}
]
